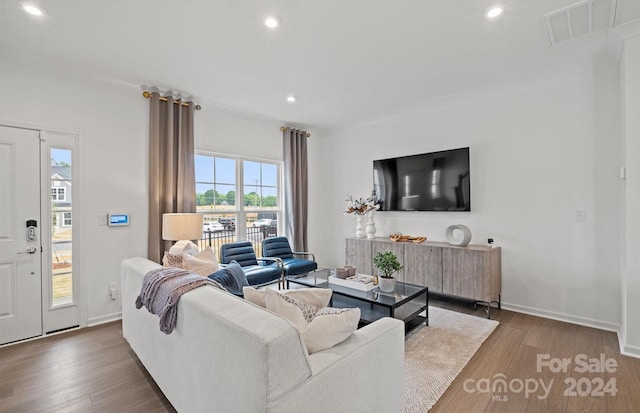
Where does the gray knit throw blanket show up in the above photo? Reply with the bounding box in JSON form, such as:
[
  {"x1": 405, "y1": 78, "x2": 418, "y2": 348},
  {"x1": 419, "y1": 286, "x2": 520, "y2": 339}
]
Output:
[{"x1": 135, "y1": 267, "x2": 223, "y2": 334}]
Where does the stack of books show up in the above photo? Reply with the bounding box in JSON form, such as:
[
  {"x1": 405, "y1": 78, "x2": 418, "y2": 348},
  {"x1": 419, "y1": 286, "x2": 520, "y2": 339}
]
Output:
[{"x1": 328, "y1": 274, "x2": 376, "y2": 291}]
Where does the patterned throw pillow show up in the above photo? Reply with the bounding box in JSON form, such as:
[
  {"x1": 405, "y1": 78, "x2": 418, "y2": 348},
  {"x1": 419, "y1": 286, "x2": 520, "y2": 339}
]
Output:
[
  {"x1": 279, "y1": 294, "x2": 320, "y2": 323},
  {"x1": 243, "y1": 287, "x2": 332, "y2": 309},
  {"x1": 264, "y1": 288, "x2": 360, "y2": 354},
  {"x1": 315, "y1": 307, "x2": 354, "y2": 316},
  {"x1": 302, "y1": 307, "x2": 360, "y2": 354},
  {"x1": 264, "y1": 288, "x2": 311, "y2": 330},
  {"x1": 162, "y1": 252, "x2": 184, "y2": 268}
]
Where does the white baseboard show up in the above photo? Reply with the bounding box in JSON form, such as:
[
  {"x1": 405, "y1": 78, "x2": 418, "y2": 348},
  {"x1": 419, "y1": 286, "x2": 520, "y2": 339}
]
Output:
[
  {"x1": 618, "y1": 338, "x2": 640, "y2": 359},
  {"x1": 614, "y1": 327, "x2": 640, "y2": 359},
  {"x1": 501, "y1": 302, "x2": 620, "y2": 333},
  {"x1": 621, "y1": 341, "x2": 640, "y2": 358},
  {"x1": 88, "y1": 312, "x2": 122, "y2": 327},
  {"x1": 1, "y1": 313, "x2": 123, "y2": 348}
]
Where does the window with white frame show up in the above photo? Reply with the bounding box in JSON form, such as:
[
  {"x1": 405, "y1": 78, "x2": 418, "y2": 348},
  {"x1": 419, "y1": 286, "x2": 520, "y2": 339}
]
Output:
[
  {"x1": 51, "y1": 187, "x2": 66, "y2": 201},
  {"x1": 195, "y1": 153, "x2": 282, "y2": 255},
  {"x1": 50, "y1": 147, "x2": 74, "y2": 308}
]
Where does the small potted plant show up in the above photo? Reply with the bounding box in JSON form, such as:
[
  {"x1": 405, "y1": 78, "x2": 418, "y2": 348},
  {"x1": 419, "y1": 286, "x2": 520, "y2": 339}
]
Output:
[{"x1": 373, "y1": 251, "x2": 403, "y2": 293}]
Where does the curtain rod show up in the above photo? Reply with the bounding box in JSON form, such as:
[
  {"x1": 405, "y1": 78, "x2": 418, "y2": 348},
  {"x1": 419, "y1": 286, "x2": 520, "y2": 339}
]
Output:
[
  {"x1": 280, "y1": 126, "x2": 311, "y2": 138},
  {"x1": 142, "y1": 91, "x2": 202, "y2": 110}
]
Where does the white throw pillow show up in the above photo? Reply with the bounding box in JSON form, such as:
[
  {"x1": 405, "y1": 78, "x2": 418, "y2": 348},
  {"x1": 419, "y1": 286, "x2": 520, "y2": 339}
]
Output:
[
  {"x1": 264, "y1": 289, "x2": 360, "y2": 354},
  {"x1": 182, "y1": 247, "x2": 219, "y2": 276},
  {"x1": 243, "y1": 286, "x2": 332, "y2": 309},
  {"x1": 168, "y1": 240, "x2": 199, "y2": 256},
  {"x1": 303, "y1": 307, "x2": 361, "y2": 354},
  {"x1": 264, "y1": 288, "x2": 310, "y2": 330}
]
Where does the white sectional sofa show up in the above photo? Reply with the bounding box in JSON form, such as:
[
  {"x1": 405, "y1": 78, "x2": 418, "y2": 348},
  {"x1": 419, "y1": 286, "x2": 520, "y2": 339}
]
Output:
[{"x1": 121, "y1": 257, "x2": 405, "y2": 413}]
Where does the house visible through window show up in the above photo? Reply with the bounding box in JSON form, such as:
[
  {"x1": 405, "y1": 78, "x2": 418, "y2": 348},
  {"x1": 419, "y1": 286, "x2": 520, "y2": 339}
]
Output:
[
  {"x1": 51, "y1": 148, "x2": 73, "y2": 307},
  {"x1": 195, "y1": 153, "x2": 282, "y2": 256}
]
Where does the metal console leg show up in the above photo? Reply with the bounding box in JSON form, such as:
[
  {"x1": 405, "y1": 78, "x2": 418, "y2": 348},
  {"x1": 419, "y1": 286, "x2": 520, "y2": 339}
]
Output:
[{"x1": 475, "y1": 299, "x2": 500, "y2": 319}]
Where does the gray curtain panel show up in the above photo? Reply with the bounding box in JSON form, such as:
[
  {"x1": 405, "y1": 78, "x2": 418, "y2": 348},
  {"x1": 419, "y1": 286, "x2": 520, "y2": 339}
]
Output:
[
  {"x1": 148, "y1": 92, "x2": 196, "y2": 262},
  {"x1": 283, "y1": 128, "x2": 309, "y2": 252}
]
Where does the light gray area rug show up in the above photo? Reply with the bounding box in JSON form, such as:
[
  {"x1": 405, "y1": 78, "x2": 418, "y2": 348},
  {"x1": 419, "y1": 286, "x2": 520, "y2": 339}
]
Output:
[{"x1": 402, "y1": 307, "x2": 499, "y2": 412}]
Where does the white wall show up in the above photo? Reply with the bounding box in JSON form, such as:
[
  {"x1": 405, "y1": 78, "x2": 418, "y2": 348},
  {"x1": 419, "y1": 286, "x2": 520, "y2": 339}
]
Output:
[
  {"x1": 0, "y1": 59, "x2": 282, "y2": 326},
  {"x1": 308, "y1": 59, "x2": 622, "y2": 330},
  {"x1": 195, "y1": 105, "x2": 282, "y2": 161},
  {"x1": 620, "y1": 33, "x2": 640, "y2": 356},
  {"x1": 1, "y1": 50, "x2": 626, "y2": 338}
]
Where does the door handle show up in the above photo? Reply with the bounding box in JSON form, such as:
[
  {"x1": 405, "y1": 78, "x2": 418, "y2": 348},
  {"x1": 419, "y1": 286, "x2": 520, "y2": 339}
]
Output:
[{"x1": 17, "y1": 247, "x2": 38, "y2": 255}]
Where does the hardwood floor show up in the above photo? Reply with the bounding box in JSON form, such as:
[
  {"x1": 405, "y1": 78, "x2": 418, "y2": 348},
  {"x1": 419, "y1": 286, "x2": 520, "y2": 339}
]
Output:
[
  {"x1": 1, "y1": 298, "x2": 639, "y2": 413},
  {"x1": 429, "y1": 296, "x2": 640, "y2": 413},
  {"x1": 0, "y1": 323, "x2": 175, "y2": 413}
]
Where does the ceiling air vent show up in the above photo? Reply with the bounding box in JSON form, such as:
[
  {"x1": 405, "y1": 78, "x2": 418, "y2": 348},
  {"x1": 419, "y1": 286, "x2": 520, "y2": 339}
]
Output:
[{"x1": 543, "y1": 0, "x2": 615, "y2": 46}]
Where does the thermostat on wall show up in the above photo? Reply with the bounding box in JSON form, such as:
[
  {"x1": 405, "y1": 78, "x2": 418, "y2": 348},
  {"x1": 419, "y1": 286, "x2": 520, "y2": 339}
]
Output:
[{"x1": 108, "y1": 213, "x2": 130, "y2": 226}]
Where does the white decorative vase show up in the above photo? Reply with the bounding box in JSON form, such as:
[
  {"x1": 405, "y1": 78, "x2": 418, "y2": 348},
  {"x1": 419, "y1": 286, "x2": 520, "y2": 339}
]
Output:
[
  {"x1": 365, "y1": 212, "x2": 376, "y2": 239},
  {"x1": 378, "y1": 277, "x2": 396, "y2": 293},
  {"x1": 445, "y1": 224, "x2": 472, "y2": 246},
  {"x1": 355, "y1": 215, "x2": 365, "y2": 238}
]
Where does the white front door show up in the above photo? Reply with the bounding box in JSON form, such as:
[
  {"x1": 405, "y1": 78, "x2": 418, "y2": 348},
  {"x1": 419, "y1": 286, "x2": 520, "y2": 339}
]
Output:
[{"x1": 0, "y1": 126, "x2": 42, "y2": 345}]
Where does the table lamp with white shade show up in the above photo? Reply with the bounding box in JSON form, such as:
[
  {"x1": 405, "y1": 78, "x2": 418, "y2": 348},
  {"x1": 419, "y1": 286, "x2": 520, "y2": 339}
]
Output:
[{"x1": 162, "y1": 213, "x2": 203, "y2": 254}]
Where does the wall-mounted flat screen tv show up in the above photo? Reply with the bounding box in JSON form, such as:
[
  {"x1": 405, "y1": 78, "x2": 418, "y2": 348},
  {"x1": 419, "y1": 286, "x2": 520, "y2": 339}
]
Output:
[{"x1": 373, "y1": 147, "x2": 470, "y2": 211}]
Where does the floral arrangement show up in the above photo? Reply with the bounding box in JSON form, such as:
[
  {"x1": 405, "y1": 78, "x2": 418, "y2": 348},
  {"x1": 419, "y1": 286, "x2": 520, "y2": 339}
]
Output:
[{"x1": 344, "y1": 193, "x2": 379, "y2": 215}]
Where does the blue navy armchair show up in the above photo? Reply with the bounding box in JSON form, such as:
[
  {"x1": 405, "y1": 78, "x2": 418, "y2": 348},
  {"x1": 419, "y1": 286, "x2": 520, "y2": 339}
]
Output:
[
  {"x1": 262, "y1": 237, "x2": 318, "y2": 283},
  {"x1": 219, "y1": 241, "x2": 284, "y2": 288}
]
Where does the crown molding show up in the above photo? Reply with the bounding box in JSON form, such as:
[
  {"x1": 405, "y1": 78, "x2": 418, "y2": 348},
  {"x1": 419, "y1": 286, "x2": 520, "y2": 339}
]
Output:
[{"x1": 608, "y1": 19, "x2": 640, "y2": 60}]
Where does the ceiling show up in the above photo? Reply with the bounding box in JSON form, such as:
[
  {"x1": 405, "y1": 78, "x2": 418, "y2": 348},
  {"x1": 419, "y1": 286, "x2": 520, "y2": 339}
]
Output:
[{"x1": 2, "y1": 0, "x2": 639, "y2": 131}]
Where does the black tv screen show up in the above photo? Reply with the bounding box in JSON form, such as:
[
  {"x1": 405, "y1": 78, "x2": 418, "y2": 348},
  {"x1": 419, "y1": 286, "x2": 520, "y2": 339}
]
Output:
[{"x1": 373, "y1": 147, "x2": 470, "y2": 211}]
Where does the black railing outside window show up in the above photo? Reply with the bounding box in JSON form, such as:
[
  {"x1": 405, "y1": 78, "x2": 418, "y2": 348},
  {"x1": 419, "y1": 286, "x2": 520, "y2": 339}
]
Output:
[{"x1": 197, "y1": 226, "x2": 278, "y2": 260}]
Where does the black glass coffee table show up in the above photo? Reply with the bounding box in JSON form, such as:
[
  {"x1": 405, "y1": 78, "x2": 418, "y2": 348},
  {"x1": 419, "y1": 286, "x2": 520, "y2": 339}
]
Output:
[{"x1": 286, "y1": 270, "x2": 428, "y2": 333}]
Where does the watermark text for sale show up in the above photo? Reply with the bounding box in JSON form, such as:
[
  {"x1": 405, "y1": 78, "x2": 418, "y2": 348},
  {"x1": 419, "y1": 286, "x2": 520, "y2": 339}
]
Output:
[{"x1": 463, "y1": 353, "x2": 618, "y2": 401}]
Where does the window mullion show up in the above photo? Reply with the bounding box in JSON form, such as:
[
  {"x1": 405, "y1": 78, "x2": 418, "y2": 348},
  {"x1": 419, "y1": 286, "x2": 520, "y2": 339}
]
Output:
[{"x1": 237, "y1": 159, "x2": 246, "y2": 240}]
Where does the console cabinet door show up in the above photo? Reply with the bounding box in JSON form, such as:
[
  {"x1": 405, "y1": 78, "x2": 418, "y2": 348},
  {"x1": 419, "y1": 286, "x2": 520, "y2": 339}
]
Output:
[
  {"x1": 345, "y1": 238, "x2": 373, "y2": 275},
  {"x1": 371, "y1": 241, "x2": 405, "y2": 281},
  {"x1": 442, "y1": 248, "x2": 490, "y2": 301},
  {"x1": 403, "y1": 243, "x2": 442, "y2": 291}
]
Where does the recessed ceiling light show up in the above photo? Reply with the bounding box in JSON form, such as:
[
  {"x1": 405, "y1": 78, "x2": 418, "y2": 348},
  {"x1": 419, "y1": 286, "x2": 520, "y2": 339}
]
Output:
[
  {"x1": 21, "y1": 2, "x2": 44, "y2": 16},
  {"x1": 486, "y1": 6, "x2": 503, "y2": 18},
  {"x1": 265, "y1": 16, "x2": 280, "y2": 29},
  {"x1": 286, "y1": 95, "x2": 296, "y2": 103}
]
